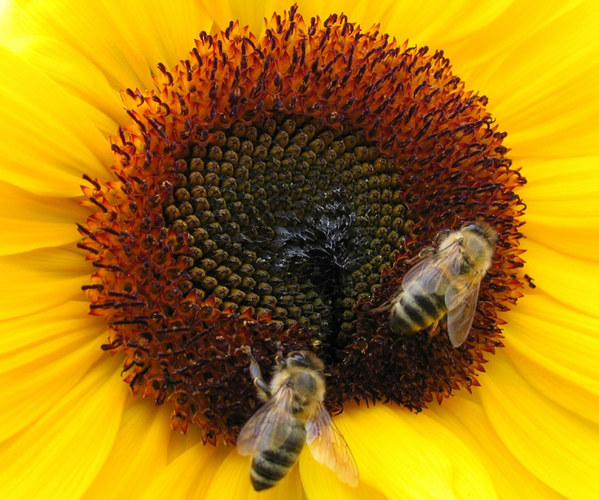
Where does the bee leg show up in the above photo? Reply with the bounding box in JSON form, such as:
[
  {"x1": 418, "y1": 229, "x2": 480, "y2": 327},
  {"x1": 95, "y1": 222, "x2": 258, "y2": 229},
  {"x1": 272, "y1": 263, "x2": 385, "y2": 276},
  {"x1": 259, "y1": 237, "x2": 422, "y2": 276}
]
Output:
[
  {"x1": 250, "y1": 360, "x2": 271, "y2": 399},
  {"x1": 426, "y1": 321, "x2": 440, "y2": 345},
  {"x1": 274, "y1": 349, "x2": 287, "y2": 366},
  {"x1": 241, "y1": 346, "x2": 271, "y2": 398},
  {"x1": 406, "y1": 245, "x2": 435, "y2": 264},
  {"x1": 419, "y1": 246, "x2": 436, "y2": 259}
]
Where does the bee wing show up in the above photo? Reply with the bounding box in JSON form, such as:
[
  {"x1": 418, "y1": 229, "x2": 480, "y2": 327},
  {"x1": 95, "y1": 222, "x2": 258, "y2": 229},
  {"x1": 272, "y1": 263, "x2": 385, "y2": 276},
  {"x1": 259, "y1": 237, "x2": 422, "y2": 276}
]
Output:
[
  {"x1": 305, "y1": 404, "x2": 359, "y2": 487},
  {"x1": 402, "y1": 240, "x2": 463, "y2": 293},
  {"x1": 445, "y1": 279, "x2": 482, "y2": 347},
  {"x1": 401, "y1": 255, "x2": 438, "y2": 288},
  {"x1": 237, "y1": 381, "x2": 295, "y2": 456}
]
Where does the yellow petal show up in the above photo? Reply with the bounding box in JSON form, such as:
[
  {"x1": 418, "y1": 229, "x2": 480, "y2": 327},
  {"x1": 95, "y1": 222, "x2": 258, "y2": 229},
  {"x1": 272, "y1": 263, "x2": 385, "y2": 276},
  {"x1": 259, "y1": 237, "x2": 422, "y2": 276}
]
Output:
[
  {"x1": 521, "y1": 239, "x2": 599, "y2": 318},
  {"x1": 444, "y1": 1, "x2": 585, "y2": 73},
  {"x1": 0, "y1": 304, "x2": 101, "y2": 371},
  {"x1": 482, "y1": 353, "x2": 599, "y2": 498},
  {"x1": 299, "y1": 449, "x2": 384, "y2": 500},
  {"x1": 4, "y1": 35, "x2": 122, "y2": 134},
  {"x1": 0, "y1": 46, "x2": 112, "y2": 196},
  {"x1": 387, "y1": 2, "x2": 599, "y2": 160},
  {"x1": 502, "y1": 293, "x2": 599, "y2": 423},
  {"x1": 0, "y1": 357, "x2": 126, "y2": 499},
  {"x1": 430, "y1": 396, "x2": 562, "y2": 499},
  {"x1": 197, "y1": 0, "x2": 234, "y2": 33},
  {"x1": 0, "y1": 180, "x2": 88, "y2": 255},
  {"x1": 204, "y1": 448, "x2": 304, "y2": 500},
  {"x1": 522, "y1": 157, "x2": 599, "y2": 215},
  {"x1": 81, "y1": 400, "x2": 179, "y2": 499},
  {"x1": 1, "y1": 0, "x2": 210, "y2": 135},
  {"x1": 333, "y1": 404, "x2": 497, "y2": 499},
  {"x1": 383, "y1": 0, "x2": 512, "y2": 49},
  {"x1": 0, "y1": 0, "x2": 149, "y2": 90},
  {"x1": 519, "y1": 156, "x2": 599, "y2": 259},
  {"x1": 102, "y1": 0, "x2": 212, "y2": 71},
  {"x1": 200, "y1": 0, "x2": 281, "y2": 35},
  {"x1": 486, "y1": 3, "x2": 599, "y2": 158},
  {"x1": 0, "y1": 306, "x2": 105, "y2": 441},
  {"x1": 0, "y1": 247, "x2": 89, "y2": 320},
  {"x1": 523, "y1": 213, "x2": 599, "y2": 262},
  {"x1": 140, "y1": 442, "x2": 226, "y2": 500},
  {"x1": 507, "y1": 293, "x2": 599, "y2": 379}
]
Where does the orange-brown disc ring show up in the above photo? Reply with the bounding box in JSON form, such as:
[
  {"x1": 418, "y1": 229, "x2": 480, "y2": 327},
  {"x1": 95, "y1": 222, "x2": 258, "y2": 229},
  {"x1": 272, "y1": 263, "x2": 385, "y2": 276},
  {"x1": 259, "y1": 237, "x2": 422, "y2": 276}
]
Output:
[{"x1": 79, "y1": 5, "x2": 527, "y2": 444}]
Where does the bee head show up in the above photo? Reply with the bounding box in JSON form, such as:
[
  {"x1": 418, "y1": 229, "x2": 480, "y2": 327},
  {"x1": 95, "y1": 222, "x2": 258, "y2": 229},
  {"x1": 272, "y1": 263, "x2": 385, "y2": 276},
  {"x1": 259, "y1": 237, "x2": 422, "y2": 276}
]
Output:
[
  {"x1": 461, "y1": 222, "x2": 497, "y2": 248},
  {"x1": 457, "y1": 222, "x2": 497, "y2": 273},
  {"x1": 285, "y1": 351, "x2": 325, "y2": 372}
]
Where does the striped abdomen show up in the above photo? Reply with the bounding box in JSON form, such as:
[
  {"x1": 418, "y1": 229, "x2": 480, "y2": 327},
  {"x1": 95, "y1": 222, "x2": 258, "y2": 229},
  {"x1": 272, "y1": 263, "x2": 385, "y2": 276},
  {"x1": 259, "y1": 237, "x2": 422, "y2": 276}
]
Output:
[
  {"x1": 389, "y1": 283, "x2": 447, "y2": 334},
  {"x1": 250, "y1": 421, "x2": 306, "y2": 491}
]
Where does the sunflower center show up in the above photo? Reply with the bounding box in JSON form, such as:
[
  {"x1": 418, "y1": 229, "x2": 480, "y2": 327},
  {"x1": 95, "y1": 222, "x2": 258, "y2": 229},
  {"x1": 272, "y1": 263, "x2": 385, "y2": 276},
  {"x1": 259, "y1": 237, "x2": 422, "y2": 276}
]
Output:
[
  {"x1": 167, "y1": 116, "x2": 409, "y2": 353},
  {"x1": 79, "y1": 6, "x2": 527, "y2": 444}
]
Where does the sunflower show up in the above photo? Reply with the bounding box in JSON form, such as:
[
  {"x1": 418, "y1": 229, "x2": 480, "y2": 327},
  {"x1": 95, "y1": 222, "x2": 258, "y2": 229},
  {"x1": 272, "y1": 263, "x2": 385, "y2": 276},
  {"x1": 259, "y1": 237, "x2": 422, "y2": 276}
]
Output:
[{"x1": 1, "y1": 0, "x2": 598, "y2": 498}]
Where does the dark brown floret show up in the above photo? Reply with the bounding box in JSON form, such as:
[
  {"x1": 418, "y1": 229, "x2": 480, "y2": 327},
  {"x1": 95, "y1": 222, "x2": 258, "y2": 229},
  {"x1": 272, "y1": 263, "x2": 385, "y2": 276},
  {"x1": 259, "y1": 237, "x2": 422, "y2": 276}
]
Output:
[{"x1": 79, "y1": 5, "x2": 526, "y2": 443}]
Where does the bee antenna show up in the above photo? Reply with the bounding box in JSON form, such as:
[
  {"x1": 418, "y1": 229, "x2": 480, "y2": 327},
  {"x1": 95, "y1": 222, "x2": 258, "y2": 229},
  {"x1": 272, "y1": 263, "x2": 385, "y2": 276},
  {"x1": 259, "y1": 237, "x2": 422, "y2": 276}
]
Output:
[{"x1": 275, "y1": 351, "x2": 286, "y2": 366}]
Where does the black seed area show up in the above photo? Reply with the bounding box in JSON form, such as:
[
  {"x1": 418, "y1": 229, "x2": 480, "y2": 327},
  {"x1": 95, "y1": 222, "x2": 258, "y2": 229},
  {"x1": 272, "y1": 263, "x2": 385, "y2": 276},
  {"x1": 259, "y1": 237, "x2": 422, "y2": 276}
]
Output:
[{"x1": 165, "y1": 116, "x2": 412, "y2": 352}]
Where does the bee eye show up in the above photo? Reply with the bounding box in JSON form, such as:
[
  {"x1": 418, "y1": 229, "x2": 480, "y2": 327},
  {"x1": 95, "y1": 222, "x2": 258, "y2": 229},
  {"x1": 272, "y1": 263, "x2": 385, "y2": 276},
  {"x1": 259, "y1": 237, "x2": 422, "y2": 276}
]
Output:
[{"x1": 288, "y1": 352, "x2": 308, "y2": 365}]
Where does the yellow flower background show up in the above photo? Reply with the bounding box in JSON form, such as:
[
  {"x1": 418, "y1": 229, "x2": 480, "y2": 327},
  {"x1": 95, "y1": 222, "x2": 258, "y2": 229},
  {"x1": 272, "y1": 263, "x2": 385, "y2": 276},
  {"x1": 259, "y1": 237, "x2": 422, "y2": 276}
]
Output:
[{"x1": 1, "y1": 0, "x2": 598, "y2": 498}]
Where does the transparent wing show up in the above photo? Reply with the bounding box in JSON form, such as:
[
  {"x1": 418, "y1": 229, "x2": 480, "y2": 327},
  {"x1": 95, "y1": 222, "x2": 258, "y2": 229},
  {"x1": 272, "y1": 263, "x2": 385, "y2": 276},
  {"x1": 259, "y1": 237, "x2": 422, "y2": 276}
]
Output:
[
  {"x1": 446, "y1": 280, "x2": 482, "y2": 347},
  {"x1": 401, "y1": 255, "x2": 439, "y2": 289},
  {"x1": 306, "y1": 404, "x2": 359, "y2": 487},
  {"x1": 402, "y1": 239, "x2": 463, "y2": 293},
  {"x1": 237, "y1": 381, "x2": 295, "y2": 456}
]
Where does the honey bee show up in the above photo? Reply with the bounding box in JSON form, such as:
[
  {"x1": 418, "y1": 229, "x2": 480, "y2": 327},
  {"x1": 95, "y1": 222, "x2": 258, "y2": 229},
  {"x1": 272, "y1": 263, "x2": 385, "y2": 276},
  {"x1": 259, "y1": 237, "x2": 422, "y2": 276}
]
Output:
[
  {"x1": 237, "y1": 349, "x2": 359, "y2": 491},
  {"x1": 388, "y1": 222, "x2": 497, "y2": 347}
]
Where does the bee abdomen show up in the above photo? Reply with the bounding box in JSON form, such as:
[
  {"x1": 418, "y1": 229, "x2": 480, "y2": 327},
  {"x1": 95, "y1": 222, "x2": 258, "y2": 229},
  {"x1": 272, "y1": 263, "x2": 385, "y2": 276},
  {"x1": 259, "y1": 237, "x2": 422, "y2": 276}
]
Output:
[
  {"x1": 250, "y1": 423, "x2": 306, "y2": 491},
  {"x1": 390, "y1": 291, "x2": 445, "y2": 334}
]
